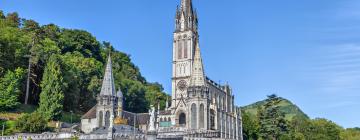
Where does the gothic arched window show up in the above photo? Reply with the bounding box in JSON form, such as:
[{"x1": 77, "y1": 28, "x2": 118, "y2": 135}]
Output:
[
  {"x1": 210, "y1": 109, "x2": 215, "y2": 130},
  {"x1": 178, "y1": 41, "x2": 183, "y2": 59},
  {"x1": 184, "y1": 40, "x2": 188, "y2": 58},
  {"x1": 191, "y1": 103, "x2": 197, "y2": 129},
  {"x1": 199, "y1": 104, "x2": 204, "y2": 128},
  {"x1": 179, "y1": 113, "x2": 186, "y2": 126}
]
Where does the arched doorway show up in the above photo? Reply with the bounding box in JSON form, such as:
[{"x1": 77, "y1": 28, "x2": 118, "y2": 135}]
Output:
[{"x1": 179, "y1": 113, "x2": 186, "y2": 126}]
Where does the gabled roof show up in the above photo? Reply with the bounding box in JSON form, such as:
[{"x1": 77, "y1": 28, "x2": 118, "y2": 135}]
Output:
[{"x1": 81, "y1": 106, "x2": 97, "y2": 119}]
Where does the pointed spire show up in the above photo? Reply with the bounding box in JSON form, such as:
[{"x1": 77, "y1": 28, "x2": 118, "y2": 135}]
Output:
[
  {"x1": 181, "y1": 0, "x2": 193, "y2": 15},
  {"x1": 190, "y1": 42, "x2": 206, "y2": 86},
  {"x1": 100, "y1": 54, "x2": 116, "y2": 96}
]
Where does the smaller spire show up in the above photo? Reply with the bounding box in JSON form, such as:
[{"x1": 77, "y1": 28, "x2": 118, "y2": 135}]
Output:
[
  {"x1": 190, "y1": 42, "x2": 206, "y2": 86},
  {"x1": 99, "y1": 54, "x2": 116, "y2": 96}
]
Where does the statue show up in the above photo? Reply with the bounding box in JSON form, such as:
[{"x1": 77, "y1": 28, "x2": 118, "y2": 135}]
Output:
[{"x1": 148, "y1": 105, "x2": 156, "y2": 131}]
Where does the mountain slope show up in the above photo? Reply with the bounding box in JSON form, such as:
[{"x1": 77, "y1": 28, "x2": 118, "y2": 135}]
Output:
[{"x1": 242, "y1": 97, "x2": 309, "y2": 121}]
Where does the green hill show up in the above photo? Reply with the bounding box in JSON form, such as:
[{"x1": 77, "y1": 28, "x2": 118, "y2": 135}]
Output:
[{"x1": 242, "y1": 97, "x2": 309, "y2": 121}]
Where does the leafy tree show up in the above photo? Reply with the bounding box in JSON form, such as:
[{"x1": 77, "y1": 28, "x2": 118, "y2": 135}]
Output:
[
  {"x1": 145, "y1": 82, "x2": 169, "y2": 109},
  {"x1": 0, "y1": 68, "x2": 25, "y2": 111},
  {"x1": 258, "y1": 94, "x2": 288, "y2": 140},
  {"x1": 0, "y1": 21, "x2": 31, "y2": 74},
  {"x1": 40, "y1": 24, "x2": 60, "y2": 42},
  {"x1": 307, "y1": 118, "x2": 341, "y2": 140},
  {"x1": 61, "y1": 52, "x2": 102, "y2": 112},
  {"x1": 0, "y1": 10, "x2": 5, "y2": 19},
  {"x1": 15, "y1": 112, "x2": 47, "y2": 133},
  {"x1": 120, "y1": 79, "x2": 149, "y2": 113},
  {"x1": 5, "y1": 12, "x2": 21, "y2": 27},
  {"x1": 242, "y1": 109, "x2": 260, "y2": 140},
  {"x1": 341, "y1": 128, "x2": 360, "y2": 140},
  {"x1": 37, "y1": 55, "x2": 65, "y2": 120},
  {"x1": 58, "y1": 29, "x2": 102, "y2": 60},
  {"x1": 288, "y1": 115, "x2": 310, "y2": 140}
]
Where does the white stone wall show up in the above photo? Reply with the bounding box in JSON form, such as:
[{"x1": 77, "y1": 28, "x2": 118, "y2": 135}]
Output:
[{"x1": 81, "y1": 118, "x2": 98, "y2": 134}]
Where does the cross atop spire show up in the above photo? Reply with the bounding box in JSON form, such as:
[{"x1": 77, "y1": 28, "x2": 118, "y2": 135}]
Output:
[
  {"x1": 190, "y1": 42, "x2": 206, "y2": 86},
  {"x1": 99, "y1": 54, "x2": 116, "y2": 96}
]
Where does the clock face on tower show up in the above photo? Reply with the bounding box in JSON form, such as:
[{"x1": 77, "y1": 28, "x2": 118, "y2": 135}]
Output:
[{"x1": 177, "y1": 80, "x2": 187, "y2": 91}]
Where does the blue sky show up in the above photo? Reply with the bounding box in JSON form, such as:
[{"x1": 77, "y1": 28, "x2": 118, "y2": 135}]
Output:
[{"x1": 1, "y1": 0, "x2": 359, "y2": 128}]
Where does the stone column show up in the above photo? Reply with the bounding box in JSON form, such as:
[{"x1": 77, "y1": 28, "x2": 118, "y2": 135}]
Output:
[{"x1": 220, "y1": 111, "x2": 223, "y2": 138}]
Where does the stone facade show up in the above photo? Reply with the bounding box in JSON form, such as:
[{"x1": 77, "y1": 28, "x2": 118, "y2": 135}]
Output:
[
  {"x1": 153, "y1": 0, "x2": 243, "y2": 140},
  {"x1": 0, "y1": 1, "x2": 243, "y2": 140}
]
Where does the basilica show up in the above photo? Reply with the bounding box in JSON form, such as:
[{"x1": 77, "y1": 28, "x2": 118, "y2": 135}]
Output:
[
  {"x1": 0, "y1": 0, "x2": 243, "y2": 140},
  {"x1": 81, "y1": 0, "x2": 243, "y2": 139},
  {"x1": 152, "y1": 0, "x2": 243, "y2": 139}
]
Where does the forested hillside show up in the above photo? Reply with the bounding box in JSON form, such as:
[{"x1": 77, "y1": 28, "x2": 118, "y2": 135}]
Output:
[
  {"x1": 241, "y1": 95, "x2": 360, "y2": 140},
  {"x1": 0, "y1": 10, "x2": 169, "y2": 127},
  {"x1": 242, "y1": 97, "x2": 308, "y2": 121}
]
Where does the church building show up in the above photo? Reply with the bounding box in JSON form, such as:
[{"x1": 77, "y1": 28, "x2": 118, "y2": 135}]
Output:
[{"x1": 148, "y1": 0, "x2": 244, "y2": 139}]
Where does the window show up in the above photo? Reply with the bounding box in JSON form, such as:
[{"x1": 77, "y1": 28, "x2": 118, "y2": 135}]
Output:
[
  {"x1": 210, "y1": 109, "x2": 215, "y2": 130},
  {"x1": 178, "y1": 41, "x2": 183, "y2": 59},
  {"x1": 199, "y1": 104, "x2": 204, "y2": 128},
  {"x1": 191, "y1": 103, "x2": 197, "y2": 129},
  {"x1": 184, "y1": 40, "x2": 188, "y2": 58},
  {"x1": 179, "y1": 113, "x2": 186, "y2": 126}
]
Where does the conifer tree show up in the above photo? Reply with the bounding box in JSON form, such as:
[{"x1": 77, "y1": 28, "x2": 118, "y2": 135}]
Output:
[
  {"x1": 37, "y1": 55, "x2": 65, "y2": 120},
  {"x1": 259, "y1": 94, "x2": 288, "y2": 140}
]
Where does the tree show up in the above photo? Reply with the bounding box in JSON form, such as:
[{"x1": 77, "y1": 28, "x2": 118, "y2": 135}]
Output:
[
  {"x1": 5, "y1": 12, "x2": 21, "y2": 27},
  {"x1": 15, "y1": 112, "x2": 47, "y2": 133},
  {"x1": 37, "y1": 55, "x2": 65, "y2": 120},
  {"x1": 242, "y1": 109, "x2": 260, "y2": 140},
  {"x1": 259, "y1": 94, "x2": 288, "y2": 140},
  {"x1": 341, "y1": 128, "x2": 360, "y2": 140},
  {"x1": 120, "y1": 79, "x2": 149, "y2": 113},
  {"x1": 288, "y1": 115, "x2": 310, "y2": 140},
  {"x1": 0, "y1": 10, "x2": 5, "y2": 19},
  {"x1": 307, "y1": 118, "x2": 341, "y2": 140},
  {"x1": 0, "y1": 68, "x2": 25, "y2": 111}
]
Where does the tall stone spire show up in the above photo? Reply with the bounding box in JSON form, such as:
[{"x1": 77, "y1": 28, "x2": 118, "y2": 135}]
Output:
[
  {"x1": 100, "y1": 54, "x2": 116, "y2": 96},
  {"x1": 181, "y1": 0, "x2": 193, "y2": 16},
  {"x1": 190, "y1": 42, "x2": 206, "y2": 86},
  {"x1": 176, "y1": 0, "x2": 198, "y2": 32}
]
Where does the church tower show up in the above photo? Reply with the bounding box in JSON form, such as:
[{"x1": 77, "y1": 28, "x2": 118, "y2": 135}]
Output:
[
  {"x1": 171, "y1": 0, "x2": 199, "y2": 112},
  {"x1": 96, "y1": 54, "x2": 118, "y2": 129}
]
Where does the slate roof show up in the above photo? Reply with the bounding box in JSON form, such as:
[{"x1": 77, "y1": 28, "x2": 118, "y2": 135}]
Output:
[
  {"x1": 81, "y1": 106, "x2": 97, "y2": 119},
  {"x1": 122, "y1": 111, "x2": 150, "y2": 125}
]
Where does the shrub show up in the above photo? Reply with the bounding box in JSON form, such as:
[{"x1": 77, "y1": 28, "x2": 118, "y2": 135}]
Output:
[{"x1": 15, "y1": 112, "x2": 47, "y2": 133}]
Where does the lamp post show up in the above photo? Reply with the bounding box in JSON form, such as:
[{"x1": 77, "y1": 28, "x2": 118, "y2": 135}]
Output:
[{"x1": 70, "y1": 111, "x2": 73, "y2": 124}]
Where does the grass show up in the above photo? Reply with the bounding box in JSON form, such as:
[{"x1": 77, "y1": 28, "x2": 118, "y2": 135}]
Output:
[
  {"x1": 60, "y1": 112, "x2": 82, "y2": 123},
  {"x1": 0, "y1": 119, "x2": 18, "y2": 135},
  {"x1": 0, "y1": 104, "x2": 83, "y2": 136}
]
